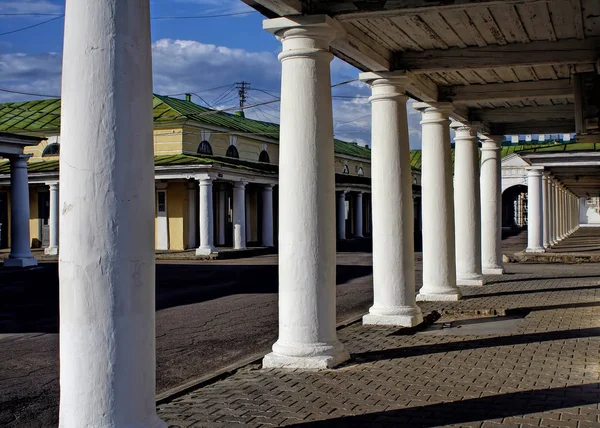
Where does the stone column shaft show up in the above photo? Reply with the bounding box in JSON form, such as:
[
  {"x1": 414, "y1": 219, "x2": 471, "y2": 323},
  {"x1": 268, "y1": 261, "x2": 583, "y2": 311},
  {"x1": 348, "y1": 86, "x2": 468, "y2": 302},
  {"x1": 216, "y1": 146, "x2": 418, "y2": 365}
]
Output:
[
  {"x1": 354, "y1": 192, "x2": 364, "y2": 238},
  {"x1": 452, "y1": 123, "x2": 484, "y2": 286},
  {"x1": 359, "y1": 72, "x2": 423, "y2": 325},
  {"x1": 245, "y1": 187, "x2": 252, "y2": 242},
  {"x1": 415, "y1": 102, "x2": 461, "y2": 301},
  {"x1": 196, "y1": 178, "x2": 216, "y2": 255},
  {"x1": 526, "y1": 168, "x2": 545, "y2": 253},
  {"x1": 6, "y1": 155, "x2": 37, "y2": 267},
  {"x1": 550, "y1": 180, "x2": 557, "y2": 245},
  {"x1": 542, "y1": 173, "x2": 550, "y2": 248},
  {"x1": 45, "y1": 182, "x2": 59, "y2": 255},
  {"x1": 217, "y1": 187, "x2": 226, "y2": 246},
  {"x1": 337, "y1": 190, "x2": 346, "y2": 240},
  {"x1": 58, "y1": 0, "x2": 165, "y2": 425},
  {"x1": 480, "y1": 136, "x2": 504, "y2": 274},
  {"x1": 262, "y1": 15, "x2": 349, "y2": 368},
  {"x1": 233, "y1": 181, "x2": 246, "y2": 250},
  {"x1": 261, "y1": 184, "x2": 274, "y2": 246}
]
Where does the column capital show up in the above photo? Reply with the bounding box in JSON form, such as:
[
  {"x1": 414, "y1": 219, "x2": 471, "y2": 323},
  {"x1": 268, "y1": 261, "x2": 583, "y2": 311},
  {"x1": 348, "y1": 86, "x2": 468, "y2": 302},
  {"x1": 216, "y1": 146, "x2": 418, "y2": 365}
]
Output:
[
  {"x1": 526, "y1": 167, "x2": 544, "y2": 176},
  {"x1": 9, "y1": 153, "x2": 31, "y2": 167},
  {"x1": 263, "y1": 15, "x2": 345, "y2": 54},
  {"x1": 450, "y1": 121, "x2": 481, "y2": 134},
  {"x1": 263, "y1": 183, "x2": 274, "y2": 190},
  {"x1": 359, "y1": 71, "x2": 411, "y2": 103},
  {"x1": 47, "y1": 182, "x2": 59, "y2": 190},
  {"x1": 234, "y1": 180, "x2": 247, "y2": 189},
  {"x1": 198, "y1": 177, "x2": 213, "y2": 186},
  {"x1": 414, "y1": 102, "x2": 454, "y2": 125},
  {"x1": 479, "y1": 134, "x2": 503, "y2": 150}
]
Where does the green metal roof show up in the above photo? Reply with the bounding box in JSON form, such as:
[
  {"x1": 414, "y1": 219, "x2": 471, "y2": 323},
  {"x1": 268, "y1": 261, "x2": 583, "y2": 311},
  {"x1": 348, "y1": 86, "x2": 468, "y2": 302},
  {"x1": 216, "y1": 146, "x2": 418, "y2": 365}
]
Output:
[
  {"x1": 516, "y1": 142, "x2": 600, "y2": 154},
  {"x1": 0, "y1": 96, "x2": 371, "y2": 160}
]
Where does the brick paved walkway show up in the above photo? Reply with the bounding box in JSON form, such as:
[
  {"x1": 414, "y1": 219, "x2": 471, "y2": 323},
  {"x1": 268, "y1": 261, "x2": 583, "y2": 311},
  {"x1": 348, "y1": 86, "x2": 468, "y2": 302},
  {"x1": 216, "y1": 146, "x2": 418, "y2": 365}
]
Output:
[{"x1": 158, "y1": 263, "x2": 600, "y2": 427}]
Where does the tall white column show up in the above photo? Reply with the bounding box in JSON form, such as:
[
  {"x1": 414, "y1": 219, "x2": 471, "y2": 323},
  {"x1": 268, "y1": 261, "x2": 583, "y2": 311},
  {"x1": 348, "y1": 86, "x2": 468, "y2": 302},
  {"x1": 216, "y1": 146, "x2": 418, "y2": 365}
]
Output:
[
  {"x1": 415, "y1": 102, "x2": 461, "y2": 301},
  {"x1": 245, "y1": 187, "x2": 252, "y2": 242},
  {"x1": 58, "y1": 0, "x2": 165, "y2": 425},
  {"x1": 452, "y1": 123, "x2": 484, "y2": 286},
  {"x1": 262, "y1": 15, "x2": 349, "y2": 369},
  {"x1": 217, "y1": 186, "x2": 226, "y2": 246},
  {"x1": 526, "y1": 168, "x2": 545, "y2": 253},
  {"x1": 337, "y1": 190, "x2": 346, "y2": 240},
  {"x1": 233, "y1": 181, "x2": 246, "y2": 250},
  {"x1": 542, "y1": 172, "x2": 550, "y2": 248},
  {"x1": 156, "y1": 182, "x2": 169, "y2": 250},
  {"x1": 187, "y1": 181, "x2": 197, "y2": 249},
  {"x1": 354, "y1": 192, "x2": 364, "y2": 238},
  {"x1": 196, "y1": 177, "x2": 216, "y2": 255},
  {"x1": 6, "y1": 155, "x2": 37, "y2": 267},
  {"x1": 261, "y1": 184, "x2": 274, "y2": 247},
  {"x1": 359, "y1": 72, "x2": 423, "y2": 326},
  {"x1": 550, "y1": 179, "x2": 557, "y2": 245},
  {"x1": 559, "y1": 186, "x2": 566, "y2": 239},
  {"x1": 555, "y1": 182, "x2": 563, "y2": 241},
  {"x1": 480, "y1": 135, "x2": 504, "y2": 274},
  {"x1": 44, "y1": 182, "x2": 59, "y2": 255}
]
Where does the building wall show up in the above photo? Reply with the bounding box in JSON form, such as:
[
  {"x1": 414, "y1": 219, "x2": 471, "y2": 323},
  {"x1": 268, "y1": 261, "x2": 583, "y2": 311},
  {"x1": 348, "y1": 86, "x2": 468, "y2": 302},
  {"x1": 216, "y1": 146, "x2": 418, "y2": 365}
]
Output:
[
  {"x1": 166, "y1": 182, "x2": 187, "y2": 250},
  {"x1": 335, "y1": 158, "x2": 371, "y2": 177},
  {"x1": 580, "y1": 197, "x2": 600, "y2": 224}
]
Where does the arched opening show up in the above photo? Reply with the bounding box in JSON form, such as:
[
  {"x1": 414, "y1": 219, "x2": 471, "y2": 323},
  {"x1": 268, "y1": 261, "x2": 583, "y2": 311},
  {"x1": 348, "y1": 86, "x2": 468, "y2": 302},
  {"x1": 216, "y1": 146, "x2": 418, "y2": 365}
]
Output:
[
  {"x1": 197, "y1": 140, "x2": 213, "y2": 155},
  {"x1": 357, "y1": 167, "x2": 364, "y2": 176},
  {"x1": 226, "y1": 145, "x2": 239, "y2": 159},
  {"x1": 259, "y1": 150, "x2": 270, "y2": 163},
  {"x1": 42, "y1": 143, "x2": 60, "y2": 157},
  {"x1": 502, "y1": 184, "x2": 528, "y2": 231},
  {"x1": 342, "y1": 164, "x2": 349, "y2": 174}
]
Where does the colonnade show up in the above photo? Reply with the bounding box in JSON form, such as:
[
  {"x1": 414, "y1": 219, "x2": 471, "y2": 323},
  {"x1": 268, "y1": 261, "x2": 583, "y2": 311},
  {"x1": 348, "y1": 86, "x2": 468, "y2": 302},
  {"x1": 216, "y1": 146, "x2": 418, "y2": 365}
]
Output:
[
  {"x1": 56, "y1": 6, "x2": 508, "y2": 424},
  {"x1": 336, "y1": 190, "x2": 369, "y2": 240},
  {"x1": 525, "y1": 169, "x2": 580, "y2": 252}
]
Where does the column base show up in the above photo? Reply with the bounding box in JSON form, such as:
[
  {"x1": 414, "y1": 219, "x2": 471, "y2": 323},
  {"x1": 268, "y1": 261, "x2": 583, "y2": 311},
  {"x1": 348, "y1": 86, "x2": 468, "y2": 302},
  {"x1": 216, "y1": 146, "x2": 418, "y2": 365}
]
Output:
[
  {"x1": 482, "y1": 266, "x2": 504, "y2": 275},
  {"x1": 263, "y1": 341, "x2": 349, "y2": 369},
  {"x1": 195, "y1": 246, "x2": 217, "y2": 256},
  {"x1": 456, "y1": 276, "x2": 485, "y2": 286},
  {"x1": 525, "y1": 247, "x2": 546, "y2": 253},
  {"x1": 363, "y1": 306, "x2": 423, "y2": 327},
  {"x1": 416, "y1": 287, "x2": 462, "y2": 302},
  {"x1": 4, "y1": 256, "x2": 38, "y2": 268},
  {"x1": 44, "y1": 246, "x2": 58, "y2": 255}
]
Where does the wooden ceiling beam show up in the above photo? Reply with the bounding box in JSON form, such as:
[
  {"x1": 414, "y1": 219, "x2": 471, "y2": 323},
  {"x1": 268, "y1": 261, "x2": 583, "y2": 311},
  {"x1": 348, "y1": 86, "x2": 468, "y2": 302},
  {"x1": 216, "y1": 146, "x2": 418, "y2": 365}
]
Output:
[
  {"x1": 490, "y1": 119, "x2": 575, "y2": 135},
  {"x1": 471, "y1": 104, "x2": 574, "y2": 123},
  {"x1": 440, "y1": 79, "x2": 574, "y2": 104},
  {"x1": 395, "y1": 37, "x2": 600, "y2": 73}
]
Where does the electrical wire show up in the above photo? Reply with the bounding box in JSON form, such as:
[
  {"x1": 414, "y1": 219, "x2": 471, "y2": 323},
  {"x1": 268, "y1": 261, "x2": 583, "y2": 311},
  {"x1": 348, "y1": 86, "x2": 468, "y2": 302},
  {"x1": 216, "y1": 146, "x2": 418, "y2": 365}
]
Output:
[
  {"x1": 151, "y1": 11, "x2": 257, "y2": 20},
  {"x1": 0, "y1": 15, "x2": 63, "y2": 37},
  {"x1": 0, "y1": 87, "x2": 60, "y2": 98}
]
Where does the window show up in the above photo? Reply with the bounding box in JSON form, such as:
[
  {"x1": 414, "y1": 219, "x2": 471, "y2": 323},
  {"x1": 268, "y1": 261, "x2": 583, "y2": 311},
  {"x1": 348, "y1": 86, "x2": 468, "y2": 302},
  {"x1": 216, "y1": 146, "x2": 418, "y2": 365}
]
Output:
[
  {"x1": 259, "y1": 150, "x2": 270, "y2": 163},
  {"x1": 197, "y1": 140, "x2": 213, "y2": 155},
  {"x1": 343, "y1": 164, "x2": 349, "y2": 174},
  {"x1": 42, "y1": 143, "x2": 60, "y2": 157},
  {"x1": 226, "y1": 145, "x2": 239, "y2": 159},
  {"x1": 357, "y1": 167, "x2": 364, "y2": 176},
  {"x1": 157, "y1": 191, "x2": 166, "y2": 214}
]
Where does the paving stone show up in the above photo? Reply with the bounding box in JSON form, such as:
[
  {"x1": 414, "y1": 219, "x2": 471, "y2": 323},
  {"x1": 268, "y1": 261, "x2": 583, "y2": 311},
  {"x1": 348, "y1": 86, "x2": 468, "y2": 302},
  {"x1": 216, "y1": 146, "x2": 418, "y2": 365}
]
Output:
[{"x1": 158, "y1": 263, "x2": 600, "y2": 427}]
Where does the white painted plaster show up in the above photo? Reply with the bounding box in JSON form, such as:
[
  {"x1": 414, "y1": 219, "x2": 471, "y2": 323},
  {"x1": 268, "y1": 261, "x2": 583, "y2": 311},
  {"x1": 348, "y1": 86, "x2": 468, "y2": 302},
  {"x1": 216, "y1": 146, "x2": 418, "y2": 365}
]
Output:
[
  {"x1": 542, "y1": 173, "x2": 550, "y2": 248},
  {"x1": 44, "y1": 182, "x2": 59, "y2": 255},
  {"x1": 58, "y1": 1, "x2": 165, "y2": 425},
  {"x1": 196, "y1": 177, "x2": 216, "y2": 255},
  {"x1": 526, "y1": 168, "x2": 545, "y2": 253},
  {"x1": 5, "y1": 155, "x2": 37, "y2": 267},
  {"x1": 452, "y1": 124, "x2": 484, "y2": 286},
  {"x1": 261, "y1": 184, "x2": 274, "y2": 246},
  {"x1": 414, "y1": 103, "x2": 461, "y2": 301},
  {"x1": 354, "y1": 192, "x2": 364, "y2": 238},
  {"x1": 480, "y1": 136, "x2": 505, "y2": 275},
  {"x1": 245, "y1": 187, "x2": 252, "y2": 242},
  {"x1": 233, "y1": 181, "x2": 246, "y2": 250},
  {"x1": 359, "y1": 73, "x2": 423, "y2": 326},
  {"x1": 337, "y1": 190, "x2": 346, "y2": 240},
  {"x1": 262, "y1": 15, "x2": 349, "y2": 369}
]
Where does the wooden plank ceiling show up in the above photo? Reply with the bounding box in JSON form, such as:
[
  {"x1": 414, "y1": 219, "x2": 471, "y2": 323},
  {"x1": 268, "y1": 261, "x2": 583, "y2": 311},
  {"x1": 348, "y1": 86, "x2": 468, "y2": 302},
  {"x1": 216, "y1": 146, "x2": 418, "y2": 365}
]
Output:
[{"x1": 244, "y1": 0, "x2": 600, "y2": 134}]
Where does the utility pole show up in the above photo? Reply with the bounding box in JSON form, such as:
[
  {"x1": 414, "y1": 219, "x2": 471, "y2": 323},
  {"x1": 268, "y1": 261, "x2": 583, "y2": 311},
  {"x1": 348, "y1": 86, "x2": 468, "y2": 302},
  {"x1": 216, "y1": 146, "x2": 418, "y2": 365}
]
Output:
[{"x1": 236, "y1": 81, "x2": 250, "y2": 110}]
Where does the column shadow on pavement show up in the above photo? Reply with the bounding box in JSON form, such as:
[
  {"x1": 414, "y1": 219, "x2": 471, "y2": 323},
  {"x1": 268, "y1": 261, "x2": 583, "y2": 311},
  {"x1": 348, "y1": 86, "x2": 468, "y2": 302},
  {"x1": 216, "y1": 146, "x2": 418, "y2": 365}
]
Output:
[{"x1": 293, "y1": 383, "x2": 600, "y2": 427}]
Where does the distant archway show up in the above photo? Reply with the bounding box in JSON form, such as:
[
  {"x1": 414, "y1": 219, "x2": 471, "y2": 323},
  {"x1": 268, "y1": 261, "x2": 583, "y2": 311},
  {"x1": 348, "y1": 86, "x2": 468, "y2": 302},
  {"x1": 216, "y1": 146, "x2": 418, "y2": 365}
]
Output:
[
  {"x1": 42, "y1": 143, "x2": 60, "y2": 157},
  {"x1": 226, "y1": 145, "x2": 239, "y2": 159},
  {"x1": 502, "y1": 184, "x2": 528, "y2": 229},
  {"x1": 357, "y1": 167, "x2": 364, "y2": 176},
  {"x1": 259, "y1": 150, "x2": 270, "y2": 163},
  {"x1": 197, "y1": 140, "x2": 213, "y2": 155}
]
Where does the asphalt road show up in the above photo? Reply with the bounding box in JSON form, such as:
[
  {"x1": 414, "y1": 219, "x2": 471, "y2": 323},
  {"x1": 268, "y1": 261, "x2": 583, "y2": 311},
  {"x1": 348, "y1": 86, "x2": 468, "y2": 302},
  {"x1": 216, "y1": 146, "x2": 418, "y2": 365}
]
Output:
[{"x1": 0, "y1": 250, "x2": 379, "y2": 428}]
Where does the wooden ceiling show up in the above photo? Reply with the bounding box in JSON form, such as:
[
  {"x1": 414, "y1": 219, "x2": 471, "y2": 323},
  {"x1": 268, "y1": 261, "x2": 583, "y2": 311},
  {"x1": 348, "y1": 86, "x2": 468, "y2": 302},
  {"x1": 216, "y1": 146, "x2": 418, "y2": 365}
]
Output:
[{"x1": 244, "y1": 0, "x2": 600, "y2": 134}]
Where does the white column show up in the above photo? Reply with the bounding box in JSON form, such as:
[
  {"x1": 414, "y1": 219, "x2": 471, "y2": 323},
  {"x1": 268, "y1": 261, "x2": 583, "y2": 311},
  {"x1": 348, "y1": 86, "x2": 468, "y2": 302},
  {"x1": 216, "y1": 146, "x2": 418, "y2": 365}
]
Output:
[
  {"x1": 550, "y1": 179, "x2": 557, "y2": 245},
  {"x1": 359, "y1": 72, "x2": 423, "y2": 326},
  {"x1": 526, "y1": 168, "x2": 545, "y2": 253},
  {"x1": 245, "y1": 187, "x2": 252, "y2": 242},
  {"x1": 58, "y1": 0, "x2": 165, "y2": 425},
  {"x1": 337, "y1": 190, "x2": 346, "y2": 240},
  {"x1": 354, "y1": 192, "x2": 364, "y2": 238},
  {"x1": 559, "y1": 186, "x2": 566, "y2": 239},
  {"x1": 156, "y1": 182, "x2": 169, "y2": 250},
  {"x1": 542, "y1": 172, "x2": 550, "y2": 248},
  {"x1": 217, "y1": 185, "x2": 226, "y2": 246},
  {"x1": 44, "y1": 182, "x2": 59, "y2": 255},
  {"x1": 555, "y1": 182, "x2": 562, "y2": 241},
  {"x1": 452, "y1": 123, "x2": 484, "y2": 286},
  {"x1": 6, "y1": 155, "x2": 37, "y2": 267},
  {"x1": 187, "y1": 181, "x2": 197, "y2": 249},
  {"x1": 262, "y1": 15, "x2": 349, "y2": 369},
  {"x1": 480, "y1": 135, "x2": 505, "y2": 274},
  {"x1": 196, "y1": 177, "x2": 216, "y2": 255},
  {"x1": 261, "y1": 184, "x2": 274, "y2": 247},
  {"x1": 233, "y1": 181, "x2": 246, "y2": 250},
  {"x1": 415, "y1": 102, "x2": 461, "y2": 301}
]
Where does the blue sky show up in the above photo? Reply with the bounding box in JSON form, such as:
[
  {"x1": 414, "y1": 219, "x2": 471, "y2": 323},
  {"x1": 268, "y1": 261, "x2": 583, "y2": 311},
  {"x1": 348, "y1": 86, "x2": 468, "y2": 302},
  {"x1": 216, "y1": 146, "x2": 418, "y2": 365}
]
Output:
[{"x1": 0, "y1": 0, "x2": 430, "y2": 148}]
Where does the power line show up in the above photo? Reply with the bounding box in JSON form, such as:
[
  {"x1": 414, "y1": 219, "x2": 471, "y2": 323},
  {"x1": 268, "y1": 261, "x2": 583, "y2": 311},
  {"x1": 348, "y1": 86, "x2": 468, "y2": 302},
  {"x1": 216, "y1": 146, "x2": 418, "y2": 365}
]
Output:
[
  {"x1": 0, "y1": 87, "x2": 60, "y2": 98},
  {"x1": 0, "y1": 15, "x2": 63, "y2": 37},
  {"x1": 166, "y1": 84, "x2": 234, "y2": 97},
  {"x1": 151, "y1": 11, "x2": 257, "y2": 20}
]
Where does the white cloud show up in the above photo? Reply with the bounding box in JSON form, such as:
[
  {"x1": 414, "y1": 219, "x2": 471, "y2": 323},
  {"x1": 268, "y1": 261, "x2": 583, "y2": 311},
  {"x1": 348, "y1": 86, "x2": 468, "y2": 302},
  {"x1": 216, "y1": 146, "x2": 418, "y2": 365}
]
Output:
[{"x1": 171, "y1": 0, "x2": 252, "y2": 14}]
